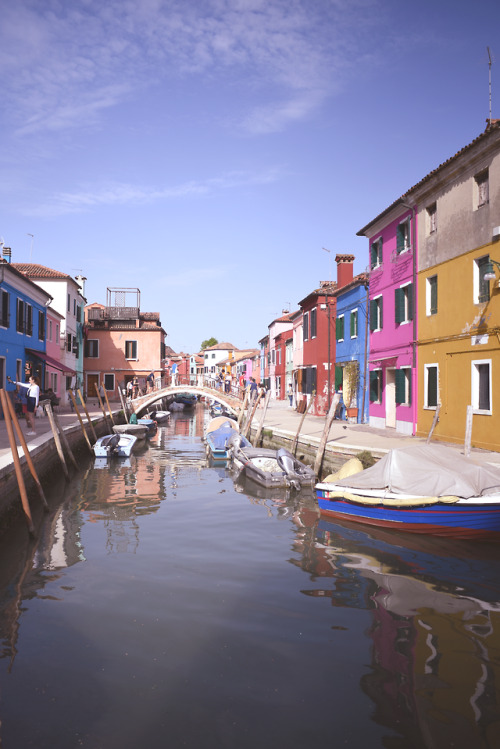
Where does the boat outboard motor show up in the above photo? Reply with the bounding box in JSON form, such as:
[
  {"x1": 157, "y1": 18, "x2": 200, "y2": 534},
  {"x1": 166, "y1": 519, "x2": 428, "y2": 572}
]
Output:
[
  {"x1": 101, "y1": 433, "x2": 120, "y2": 455},
  {"x1": 276, "y1": 448, "x2": 301, "y2": 491}
]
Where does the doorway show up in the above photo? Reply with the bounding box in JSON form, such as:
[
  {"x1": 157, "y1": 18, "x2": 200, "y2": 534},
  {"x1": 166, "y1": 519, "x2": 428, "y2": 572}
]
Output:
[{"x1": 385, "y1": 368, "x2": 396, "y2": 428}]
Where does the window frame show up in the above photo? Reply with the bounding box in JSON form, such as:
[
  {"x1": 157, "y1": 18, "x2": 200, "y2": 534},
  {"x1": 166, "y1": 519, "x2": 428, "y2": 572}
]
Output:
[
  {"x1": 310, "y1": 307, "x2": 317, "y2": 339},
  {"x1": 474, "y1": 255, "x2": 491, "y2": 304},
  {"x1": 125, "y1": 340, "x2": 138, "y2": 360},
  {"x1": 336, "y1": 314, "x2": 345, "y2": 342},
  {"x1": 369, "y1": 369, "x2": 383, "y2": 403},
  {"x1": 426, "y1": 202, "x2": 437, "y2": 234},
  {"x1": 395, "y1": 367, "x2": 411, "y2": 406},
  {"x1": 0, "y1": 289, "x2": 9, "y2": 328},
  {"x1": 426, "y1": 275, "x2": 438, "y2": 316},
  {"x1": 85, "y1": 339, "x2": 99, "y2": 358},
  {"x1": 475, "y1": 169, "x2": 489, "y2": 209},
  {"x1": 471, "y1": 359, "x2": 492, "y2": 415},
  {"x1": 424, "y1": 363, "x2": 439, "y2": 409},
  {"x1": 396, "y1": 217, "x2": 411, "y2": 255},
  {"x1": 370, "y1": 237, "x2": 383, "y2": 269},
  {"x1": 350, "y1": 309, "x2": 358, "y2": 339},
  {"x1": 104, "y1": 373, "x2": 115, "y2": 392},
  {"x1": 370, "y1": 296, "x2": 383, "y2": 332},
  {"x1": 395, "y1": 283, "x2": 413, "y2": 325}
]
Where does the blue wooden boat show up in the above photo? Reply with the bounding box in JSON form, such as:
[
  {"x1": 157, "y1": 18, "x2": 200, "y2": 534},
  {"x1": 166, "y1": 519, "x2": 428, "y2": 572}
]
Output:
[
  {"x1": 205, "y1": 417, "x2": 248, "y2": 461},
  {"x1": 316, "y1": 445, "x2": 500, "y2": 539}
]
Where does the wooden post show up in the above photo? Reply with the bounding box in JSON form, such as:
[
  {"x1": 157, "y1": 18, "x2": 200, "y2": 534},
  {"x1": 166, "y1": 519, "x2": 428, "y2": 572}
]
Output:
[
  {"x1": 48, "y1": 404, "x2": 79, "y2": 471},
  {"x1": 252, "y1": 390, "x2": 271, "y2": 447},
  {"x1": 464, "y1": 404, "x2": 473, "y2": 458},
  {"x1": 426, "y1": 402, "x2": 441, "y2": 444},
  {"x1": 118, "y1": 385, "x2": 129, "y2": 422},
  {"x1": 3, "y1": 392, "x2": 49, "y2": 510},
  {"x1": 313, "y1": 393, "x2": 340, "y2": 478},
  {"x1": 67, "y1": 389, "x2": 93, "y2": 453},
  {"x1": 242, "y1": 391, "x2": 262, "y2": 440},
  {"x1": 77, "y1": 388, "x2": 97, "y2": 441},
  {"x1": 94, "y1": 384, "x2": 111, "y2": 431},
  {"x1": 103, "y1": 388, "x2": 115, "y2": 426},
  {"x1": 237, "y1": 389, "x2": 249, "y2": 427},
  {"x1": 0, "y1": 390, "x2": 35, "y2": 534},
  {"x1": 292, "y1": 394, "x2": 316, "y2": 456},
  {"x1": 44, "y1": 402, "x2": 70, "y2": 481}
]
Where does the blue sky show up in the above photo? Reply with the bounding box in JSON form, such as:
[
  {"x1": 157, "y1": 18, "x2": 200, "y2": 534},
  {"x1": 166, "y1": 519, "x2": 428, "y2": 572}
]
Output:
[{"x1": 1, "y1": 0, "x2": 498, "y2": 352}]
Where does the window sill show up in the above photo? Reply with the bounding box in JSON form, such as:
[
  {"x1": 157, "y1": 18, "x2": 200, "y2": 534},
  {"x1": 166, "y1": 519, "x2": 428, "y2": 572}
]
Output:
[{"x1": 473, "y1": 409, "x2": 492, "y2": 416}]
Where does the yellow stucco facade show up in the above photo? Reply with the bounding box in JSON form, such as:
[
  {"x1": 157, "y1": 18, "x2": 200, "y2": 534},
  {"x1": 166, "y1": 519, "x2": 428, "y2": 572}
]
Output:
[{"x1": 417, "y1": 243, "x2": 500, "y2": 451}]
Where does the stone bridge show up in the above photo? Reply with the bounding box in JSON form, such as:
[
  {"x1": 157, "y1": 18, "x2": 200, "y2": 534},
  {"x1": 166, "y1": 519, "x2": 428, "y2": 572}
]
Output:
[{"x1": 131, "y1": 384, "x2": 243, "y2": 417}]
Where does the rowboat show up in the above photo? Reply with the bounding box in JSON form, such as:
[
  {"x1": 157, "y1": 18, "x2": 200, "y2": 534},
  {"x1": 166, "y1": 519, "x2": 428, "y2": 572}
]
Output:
[
  {"x1": 231, "y1": 445, "x2": 316, "y2": 491},
  {"x1": 315, "y1": 445, "x2": 500, "y2": 539},
  {"x1": 93, "y1": 433, "x2": 137, "y2": 458}
]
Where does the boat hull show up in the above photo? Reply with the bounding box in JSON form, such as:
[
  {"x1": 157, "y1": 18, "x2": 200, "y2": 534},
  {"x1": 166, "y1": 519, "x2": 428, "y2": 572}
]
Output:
[{"x1": 316, "y1": 494, "x2": 500, "y2": 539}]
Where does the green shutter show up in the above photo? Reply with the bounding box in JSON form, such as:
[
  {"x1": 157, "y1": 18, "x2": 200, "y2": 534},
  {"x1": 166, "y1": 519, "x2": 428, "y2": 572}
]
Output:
[
  {"x1": 395, "y1": 288, "x2": 403, "y2": 324},
  {"x1": 427, "y1": 367, "x2": 437, "y2": 407},
  {"x1": 370, "y1": 243, "x2": 377, "y2": 268},
  {"x1": 369, "y1": 371, "x2": 379, "y2": 402},
  {"x1": 430, "y1": 276, "x2": 437, "y2": 314},
  {"x1": 396, "y1": 224, "x2": 404, "y2": 254},
  {"x1": 350, "y1": 310, "x2": 357, "y2": 337},
  {"x1": 395, "y1": 369, "x2": 405, "y2": 404},
  {"x1": 407, "y1": 284, "x2": 414, "y2": 321},
  {"x1": 335, "y1": 365, "x2": 343, "y2": 390},
  {"x1": 379, "y1": 298, "x2": 383, "y2": 329},
  {"x1": 336, "y1": 316, "x2": 344, "y2": 340}
]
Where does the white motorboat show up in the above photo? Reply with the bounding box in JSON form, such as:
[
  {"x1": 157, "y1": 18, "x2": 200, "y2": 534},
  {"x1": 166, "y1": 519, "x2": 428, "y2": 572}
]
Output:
[{"x1": 93, "y1": 433, "x2": 137, "y2": 458}]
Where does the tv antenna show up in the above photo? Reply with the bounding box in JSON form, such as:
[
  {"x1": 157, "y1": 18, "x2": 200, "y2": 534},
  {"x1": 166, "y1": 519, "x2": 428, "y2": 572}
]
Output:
[
  {"x1": 487, "y1": 46, "x2": 493, "y2": 122},
  {"x1": 27, "y1": 233, "x2": 34, "y2": 260}
]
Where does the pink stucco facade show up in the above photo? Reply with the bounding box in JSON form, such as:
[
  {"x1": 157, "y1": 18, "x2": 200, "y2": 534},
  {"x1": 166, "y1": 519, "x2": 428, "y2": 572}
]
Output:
[{"x1": 367, "y1": 207, "x2": 418, "y2": 435}]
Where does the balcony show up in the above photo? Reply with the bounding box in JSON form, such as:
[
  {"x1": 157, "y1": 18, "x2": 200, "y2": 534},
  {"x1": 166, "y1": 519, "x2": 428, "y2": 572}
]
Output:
[{"x1": 88, "y1": 307, "x2": 139, "y2": 322}]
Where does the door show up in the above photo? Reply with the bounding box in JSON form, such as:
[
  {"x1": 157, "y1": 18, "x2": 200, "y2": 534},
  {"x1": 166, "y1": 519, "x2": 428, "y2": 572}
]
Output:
[
  {"x1": 385, "y1": 368, "x2": 396, "y2": 428},
  {"x1": 87, "y1": 373, "x2": 99, "y2": 401}
]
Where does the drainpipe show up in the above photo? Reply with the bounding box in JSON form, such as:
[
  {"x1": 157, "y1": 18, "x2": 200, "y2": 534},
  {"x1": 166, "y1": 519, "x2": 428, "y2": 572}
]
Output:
[
  {"x1": 361, "y1": 279, "x2": 369, "y2": 423},
  {"x1": 401, "y1": 199, "x2": 417, "y2": 436}
]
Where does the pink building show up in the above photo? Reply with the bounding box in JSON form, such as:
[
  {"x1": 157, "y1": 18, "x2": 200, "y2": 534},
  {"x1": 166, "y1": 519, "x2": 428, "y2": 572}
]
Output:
[
  {"x1": 45, "y1": 306, "x2": 65, "y2": 398},
  {"x1": 358, "y1": 202, "x2": 417, "y2": 435},
  {"x1": 84, "y1": 288, "x2": 167, "y2": 401}
]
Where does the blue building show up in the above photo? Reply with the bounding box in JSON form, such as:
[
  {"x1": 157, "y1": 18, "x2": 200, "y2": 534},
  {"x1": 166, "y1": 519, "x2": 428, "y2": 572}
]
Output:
[
  {"x1": 334, "y1": 273, "x2": 370, "y2": 423},
  {"x1": 0, "y1": 259, "x2": 51, "y2": 389}
]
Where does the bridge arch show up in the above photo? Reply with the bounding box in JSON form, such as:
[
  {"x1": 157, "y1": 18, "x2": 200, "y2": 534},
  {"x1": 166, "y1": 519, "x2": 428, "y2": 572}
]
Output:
[{"x1": 132, "y1": 384, "x2": 241, "y2": 417}]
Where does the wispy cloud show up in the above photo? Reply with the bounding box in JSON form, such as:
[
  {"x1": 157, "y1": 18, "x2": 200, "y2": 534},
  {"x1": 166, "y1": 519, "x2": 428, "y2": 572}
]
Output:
[
  {"x1": 28, "y1": 168, "x2": 283, "y2": 217},
  {"x1": 1, "y1": 0, "x2": 377, "y2": 137}
]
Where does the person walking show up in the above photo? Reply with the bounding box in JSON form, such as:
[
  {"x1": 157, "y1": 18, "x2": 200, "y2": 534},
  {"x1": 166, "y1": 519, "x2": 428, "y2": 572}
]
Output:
[{"x1": 8, "y1": 375, "x2": 40, "y2": 435}]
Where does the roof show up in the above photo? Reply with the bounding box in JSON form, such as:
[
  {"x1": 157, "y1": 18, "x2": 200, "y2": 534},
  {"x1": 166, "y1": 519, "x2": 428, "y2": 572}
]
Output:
[
  {"x1": 299, "y1": 281, "x2": 337, "y2": 308},
  {"x1": 0, "y1": 260, "x2": 53, "y2": 301},
  {"x1": 204, "y1": 342, "x2": 237, "y2": 351},
  {"x1": 12, "y1": 263, "x2": 79, "y2": 282},
  {"x1": 357, "y1": 120, "x2": 500, "y2": 236}
]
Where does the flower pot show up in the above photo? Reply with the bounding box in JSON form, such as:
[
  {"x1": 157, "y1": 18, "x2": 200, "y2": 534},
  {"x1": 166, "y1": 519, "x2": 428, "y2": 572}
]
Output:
[{"x1": 346, "y1": 407, "x2": 358, "y2": 423}]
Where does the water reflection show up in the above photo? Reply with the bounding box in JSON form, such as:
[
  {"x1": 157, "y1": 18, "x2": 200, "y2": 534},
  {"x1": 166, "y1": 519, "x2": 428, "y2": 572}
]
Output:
[{"x1": 310, "y1": 516, "x2": 500, "y2": 747}]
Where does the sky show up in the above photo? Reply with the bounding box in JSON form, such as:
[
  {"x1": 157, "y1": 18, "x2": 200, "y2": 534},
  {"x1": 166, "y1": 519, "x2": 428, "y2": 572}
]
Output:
[{"x1": 1, "y1": 0, "x2": 499, "y2": 353}]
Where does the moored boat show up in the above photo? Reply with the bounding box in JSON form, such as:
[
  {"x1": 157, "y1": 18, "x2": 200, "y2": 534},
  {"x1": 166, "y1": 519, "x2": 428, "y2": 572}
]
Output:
[
  {"x1": 205, "y1": 417, "x2": 246, "y2": 461},
  {"x1": 315, "y1": 445, "x2": 500, "y2": 539},
  {"x1": 113, "y1": 423, "x2": 148, "y2": 440},
  {"x1": 93, "y1": 433, "x2": 137, "y2": 458},
  {"x1": 231, "y1": 445, "x2": 316, "y2": 491}
]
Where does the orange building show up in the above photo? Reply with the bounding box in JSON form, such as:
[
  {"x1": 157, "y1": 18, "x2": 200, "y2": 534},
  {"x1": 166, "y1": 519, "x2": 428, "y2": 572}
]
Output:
[{"x1": 84, "y1": 287, "x2": 167, "y2": 401}]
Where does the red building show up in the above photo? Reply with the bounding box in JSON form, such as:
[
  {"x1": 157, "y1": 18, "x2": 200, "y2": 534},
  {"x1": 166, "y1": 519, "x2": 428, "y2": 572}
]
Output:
[
  {"x1": 274, "y1": 329, "x2": 292, "y2": 400},
  {"x1": 298, "y1": 254, "x2": 355, "y2": 415}
]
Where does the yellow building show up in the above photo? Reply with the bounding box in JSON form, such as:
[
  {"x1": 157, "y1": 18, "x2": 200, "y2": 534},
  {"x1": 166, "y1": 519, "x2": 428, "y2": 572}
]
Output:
[{"x1": 410, "y1": 121, "x2": 500, "y2": 451}]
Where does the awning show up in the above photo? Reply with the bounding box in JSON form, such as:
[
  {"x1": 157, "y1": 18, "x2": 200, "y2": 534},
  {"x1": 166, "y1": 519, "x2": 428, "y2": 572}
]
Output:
[{"x1": 26, "y1": 349, "x2": 76, "y2": 375}]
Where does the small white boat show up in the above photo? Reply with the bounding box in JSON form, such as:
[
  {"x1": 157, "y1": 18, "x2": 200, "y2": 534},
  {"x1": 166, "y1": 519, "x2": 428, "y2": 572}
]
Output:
[
  {"x1": 231, "y1": 445, "x2": 316, "y2": 491},
  {"x1": 113, "y1": 423, "x2": 148, "y2": 440},
  {"x1": 150, "y1": 410, "x2": 170, "y2": 423},
  {"x1": 93, "y1": 433, "x2": 137, "y2": 458}
]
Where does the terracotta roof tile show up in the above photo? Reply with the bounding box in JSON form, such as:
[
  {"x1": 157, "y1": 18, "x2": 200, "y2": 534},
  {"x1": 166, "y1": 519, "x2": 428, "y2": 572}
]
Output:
[{"x1": 12, "y1": 263, "x2": 74, "y2": 280}]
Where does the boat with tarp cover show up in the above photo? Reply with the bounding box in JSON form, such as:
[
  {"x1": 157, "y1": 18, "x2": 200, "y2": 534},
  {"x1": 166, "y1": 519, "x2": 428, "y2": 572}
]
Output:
[{"x1": 315, "y1": 445, "x2": 500, "y2": 539}]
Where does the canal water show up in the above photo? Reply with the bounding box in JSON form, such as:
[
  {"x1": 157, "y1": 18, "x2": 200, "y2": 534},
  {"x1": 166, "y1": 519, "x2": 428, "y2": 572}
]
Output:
[{"x1": 1, "y1": 406, "x2": 500, "y2": 748}]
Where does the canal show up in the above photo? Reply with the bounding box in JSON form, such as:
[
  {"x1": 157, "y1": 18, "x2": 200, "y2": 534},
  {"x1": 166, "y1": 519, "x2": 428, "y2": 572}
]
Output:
[{"x1": 1, "y1": 405, "x2": 500, "y2": 748}]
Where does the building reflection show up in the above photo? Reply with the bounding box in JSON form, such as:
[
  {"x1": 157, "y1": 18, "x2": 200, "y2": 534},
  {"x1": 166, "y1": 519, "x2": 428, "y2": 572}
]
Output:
[{"x1": 299, "y1": 514, "x2": 500, "y2": 747}]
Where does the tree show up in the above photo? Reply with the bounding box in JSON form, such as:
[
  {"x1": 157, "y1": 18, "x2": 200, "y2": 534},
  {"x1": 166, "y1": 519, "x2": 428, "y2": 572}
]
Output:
[{"x1": 201, "y1": 337, "x2": 218, "y2": 350}]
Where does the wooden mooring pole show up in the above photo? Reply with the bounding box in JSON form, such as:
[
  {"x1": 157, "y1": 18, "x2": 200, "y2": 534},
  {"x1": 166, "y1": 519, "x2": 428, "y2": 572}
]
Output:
[
  {"x1": 313, "y1": 393, "x2": 340, "y2": 478},
  {"x1": 0, "y1": 389, "x2": 35, "y2": 534},
  {"x1": 252, "y1": 391, "x2": 271, "y2": 447},
  {"x1": 94, "y1": 384, "x2": 111, "y2": 432},
  {"x1": 3, "y1": 392, "x2": 48, "y2": 511},
  {"x1": 47, "y1": 403, "x2": 79, "y2": 471},
  {"x1": 43, "y1": 402, "x2": 70, "y2": 481},
  {"x1": 67, "y1": 389, "x2": 93, "y2": 453},
  {"x1": 291, "y1": 394, "x2": 316, "y2": 456},
  {"x1": 77, "y1": 389, "x2": 97, "y2": 442}
]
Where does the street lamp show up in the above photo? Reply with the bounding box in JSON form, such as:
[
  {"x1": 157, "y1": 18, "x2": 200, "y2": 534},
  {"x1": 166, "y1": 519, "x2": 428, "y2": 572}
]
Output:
[{"x1": 483, "y1": 259, "x2": 500, "y2": 281}]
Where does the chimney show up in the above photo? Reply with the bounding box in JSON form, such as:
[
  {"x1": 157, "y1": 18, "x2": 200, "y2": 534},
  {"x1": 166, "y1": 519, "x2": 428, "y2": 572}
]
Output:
[
  {"x1": 335, "y1": 254, "x2": 354, "y2": 290},
  {"x1": 75, "y1": 274, "x2": 87, "y2": 297}
]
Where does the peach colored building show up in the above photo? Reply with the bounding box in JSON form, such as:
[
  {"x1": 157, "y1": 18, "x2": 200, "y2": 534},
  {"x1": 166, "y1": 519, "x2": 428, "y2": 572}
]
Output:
[{"x1": 84, "y1": 288, "x2": 167, "y2": 401}]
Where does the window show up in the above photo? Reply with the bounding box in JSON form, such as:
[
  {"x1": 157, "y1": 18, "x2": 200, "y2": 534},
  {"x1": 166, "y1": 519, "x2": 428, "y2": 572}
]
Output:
[
  {"x1": 475, "y1": 169, "x2": 489, "y2": 208},
  {"x1": 335, "y1": 365, "x2": 343, "y2": 391},
  {"x1": 395, "y1": 368, "x2": 411, "y2": 406},
  {"x1": 66, "y1": 333, "x2": 72, "y2": 352},
  {"x1": 370, "y1": 237, "x2": 383, "y2": 269},
  {"x1": 396, "y1": 218, "x2": 411, "y2": 254},
  {"x1": 336, "y1": 315, "x2": 344, "y2": 341},
  {"x1": 56, "y1": 324, "x2": 59, "y2": 343},
  {"x1": 51, "y1": 372, "x2": 58, "y2": 392},
  {"x1": 67, "y1": 293, "x2": 71, "y2": 312},
  {"x1": 38, "y1": 310, "x2": 45, "y2": 341},
  {"x1": 350, "y1": 309, "x2": 358, "y2": 338},
  {"x1": 427, "y1": 203, "x2": 437, "y2": 234},
  {"x1": 370, "y1": 296, "x2": 383, "y2": 332},
  {"x1": 125, "y1": 340, "x2": 138, "y2": 359},
  {"x1": 472, "y1": 360, "x2": 491, "y2": 413},
  {"x1": 49, "y1": 320, "x2": 53, "y2": 342},
  {"x1": 474, "y1": 255, "x2": 491, "y2": 304},
  {"x1": 303, "y1": 312, "x2": 309, "y2": 341},
  {"x1": 426, "y1": 276, "x2": 438, "y2": 315},
  {"x1": 424, "y1": 364, "x2": 439, "y2": 409},
  {"x1": 16, "y1": 299, "x2": 32, "y2": 335},
  {"x1": 104, "y1": 373, "x2": 115, "y2": 392},
  {"x1": 85, "y1": 339, "x2": 99, "y2": 358},
  {"x1": 310, "y1": 308, "x2": 317, "y2": 338},
  {"x1": 303, "y1": 366, "x2": 316, "y2": 395},
  {"x1": 0, "y1": 290, "x2": 9, "y2": 328},
  {"x1": 395, "y1": 283, "x2": 413, "y2": 325},
  {"x1": 211, "y1": 353, "x2": 215, "y2": 358},
  {"x1": 369, "y1": 370, "x2": 382, "y2": 403},
  {"x1": 76, "y1": 305, "x2": 81, "y2": 322},
  {"x1": 72, "y1": 335, "x2": 79, "y2": 356}
]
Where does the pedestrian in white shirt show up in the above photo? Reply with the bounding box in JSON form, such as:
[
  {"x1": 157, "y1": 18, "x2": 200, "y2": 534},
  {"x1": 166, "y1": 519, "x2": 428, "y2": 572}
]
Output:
[{"x1": 8, "y1": 375, "x2": 40, "y2": 435}]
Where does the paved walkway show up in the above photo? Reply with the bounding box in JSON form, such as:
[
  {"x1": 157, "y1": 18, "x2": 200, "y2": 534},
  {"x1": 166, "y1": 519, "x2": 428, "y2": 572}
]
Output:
[{"x1": 1, "y1": 397, "x2": 499, "y2": 471}]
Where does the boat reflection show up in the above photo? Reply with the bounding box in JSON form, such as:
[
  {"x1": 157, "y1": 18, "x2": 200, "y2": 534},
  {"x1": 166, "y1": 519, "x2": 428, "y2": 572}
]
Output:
[{"x1": 306, "y1": 515, "x2": 500, "y2": 747}]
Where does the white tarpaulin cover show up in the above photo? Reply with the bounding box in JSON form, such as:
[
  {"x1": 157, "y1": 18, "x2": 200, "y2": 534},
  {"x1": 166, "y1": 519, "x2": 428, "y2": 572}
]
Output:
[{"x1": 334, "y1": 445, "x2": 500, "y2": 499}]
